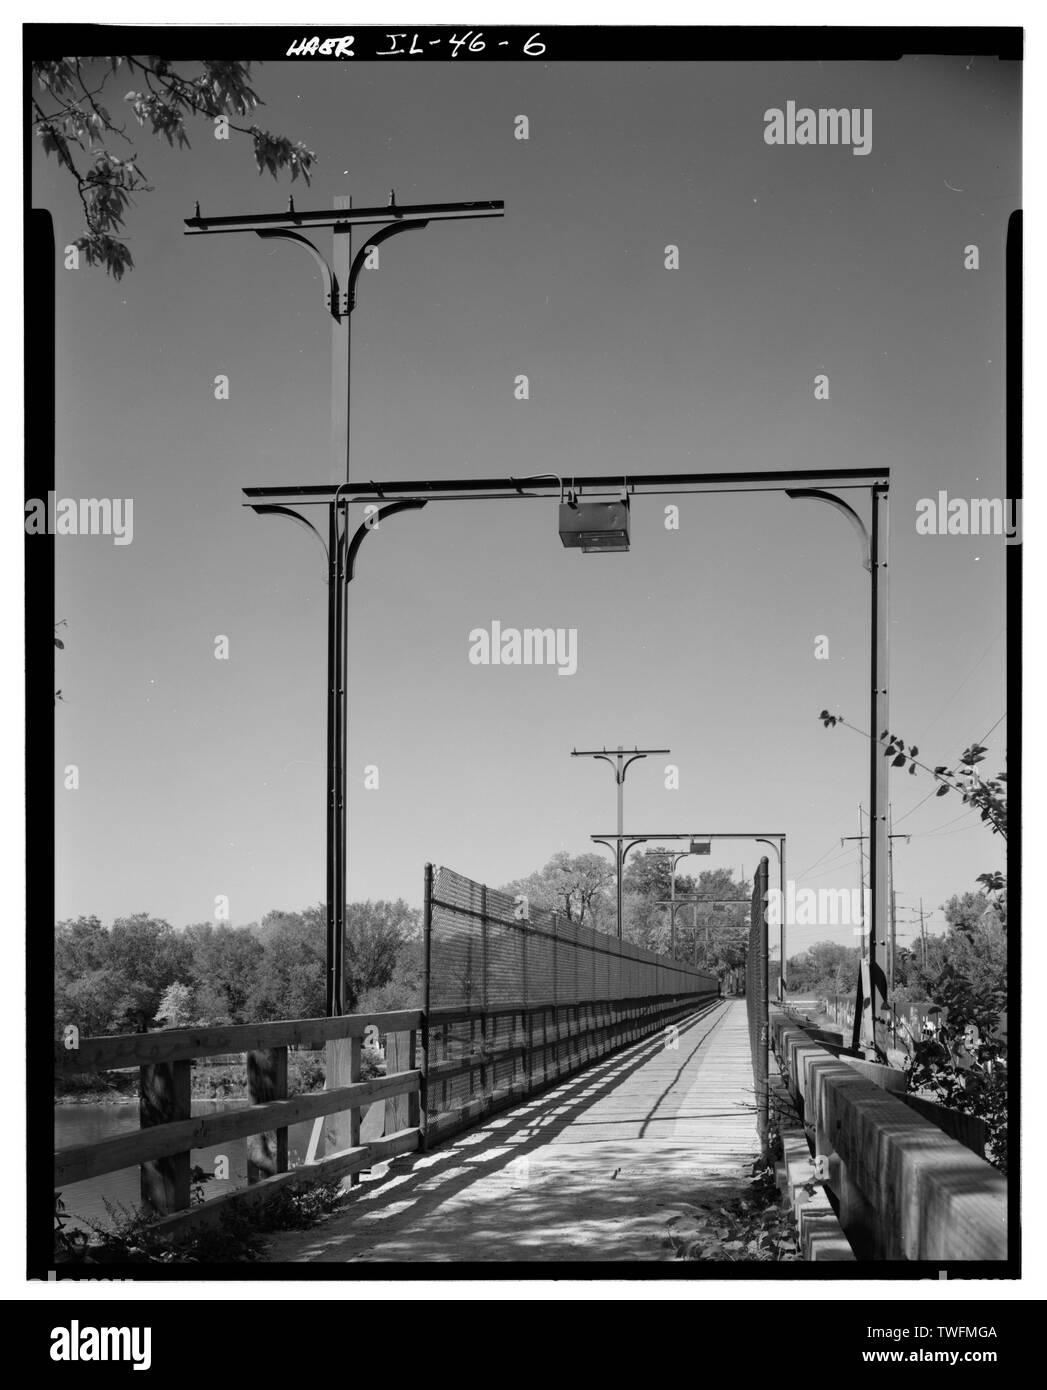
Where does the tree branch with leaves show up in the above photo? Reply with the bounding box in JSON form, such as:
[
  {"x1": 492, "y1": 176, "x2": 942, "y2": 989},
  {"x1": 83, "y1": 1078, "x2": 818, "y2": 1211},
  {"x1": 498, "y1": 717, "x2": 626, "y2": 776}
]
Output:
[
  {"x1": 817, "y1": 710, "x2": 1007, "y2": 840},
  {"x1": 33, "y1": 57, "x2": 317, "y2": 279}
]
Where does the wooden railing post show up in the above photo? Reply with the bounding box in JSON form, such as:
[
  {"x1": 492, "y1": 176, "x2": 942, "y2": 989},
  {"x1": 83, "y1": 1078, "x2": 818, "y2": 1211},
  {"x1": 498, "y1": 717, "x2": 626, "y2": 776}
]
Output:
[
  {"x1": 323, "y1": 1035, "x2": 360, "y2": 1168},
  {"x1": 385, "y1": 1031, "x2": 419, "y2": 1134},
  {"x1": 247, "y1": 1047, "x2": 288, "y2": 1182},
  {"x1": 521, "y1": 919, "x2": 531, "y2": 1091},
  {"x1": 407, "y1": 1031, "x2": 420, "y2": 1129},
  {"x1": 140, "y1": 1059, "x2": 191, "y2": 1215}
]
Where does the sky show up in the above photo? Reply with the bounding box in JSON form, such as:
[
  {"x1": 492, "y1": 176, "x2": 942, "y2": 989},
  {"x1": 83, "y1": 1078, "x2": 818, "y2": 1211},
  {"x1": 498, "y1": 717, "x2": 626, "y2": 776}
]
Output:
[{"x1": 36, "y1": 52, "x2": 1017, "y2": 954}]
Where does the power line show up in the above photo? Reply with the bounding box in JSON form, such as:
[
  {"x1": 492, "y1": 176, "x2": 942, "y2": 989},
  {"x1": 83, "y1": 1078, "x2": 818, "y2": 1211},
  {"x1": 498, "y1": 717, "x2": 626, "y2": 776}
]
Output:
[
  {"x1": 914, "y1": 629, "x2": 1004, "y2": 744},
  {"x1": 892, "y1": 785, "x2": 938, "y2": 829},
  {"x1": 795, "y1": 841, "x2": 847, "y2": 879},
  {"x1": 893, "y1": 709, "x2": 1005, "y2": 832},
  {"x1": 800, "y1": 851, "x2": 859, "y2": 884},
  {"x1": 978, "y1": 712, "x2": 1007, "y2": 745},
  {"x1": 917, "y1": 810, "x2": 983, "y2": 838}
]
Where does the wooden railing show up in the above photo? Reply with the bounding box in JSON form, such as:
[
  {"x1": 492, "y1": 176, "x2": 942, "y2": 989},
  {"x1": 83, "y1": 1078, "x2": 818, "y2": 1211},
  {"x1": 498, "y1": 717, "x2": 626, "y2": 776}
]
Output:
[
  {"x1": 55, "y1": 992, "x2": 723, "y2": 1241},
  {"x1": 54, "y1": 1009, "x2": 425, "y2": 1239}
]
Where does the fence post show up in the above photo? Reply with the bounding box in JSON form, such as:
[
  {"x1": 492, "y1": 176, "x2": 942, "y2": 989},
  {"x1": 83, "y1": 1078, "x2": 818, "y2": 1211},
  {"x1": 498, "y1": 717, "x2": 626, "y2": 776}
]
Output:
[
  {"x1": 480, "y1": 883, "x2": 489, "y2": 1102},
  {"x1": 408, "y1": 1030, "x2": 420, "y2": 1128},
  {"x1": 323, "y1": 1030, "x2": 360, "y2": 1178},
  {"x1": 247, "y1": 1047, "x2": 288, "y2": 1182},
  {"x1": 419, "y1": 862, "x2": 433, "y2": 1151},
  {"x1": 748, "y1": 857, "x2": 770, "y2": 1161},
  {"x1": 140, "y1": 1059, "x2": 191, "y2": 1215},
  {"x1": 552, "y1": 914, "x2": 558, "y2": 1079},
  {"x1": 521, "y1": 900, "x2": 530, "y2": 1093}
]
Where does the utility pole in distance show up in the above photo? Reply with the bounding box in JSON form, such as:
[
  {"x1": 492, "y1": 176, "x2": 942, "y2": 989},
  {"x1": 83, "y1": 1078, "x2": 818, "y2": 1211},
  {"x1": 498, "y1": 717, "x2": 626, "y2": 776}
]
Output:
[
  {"x1": 887, "y1": 803, "x2": 910, "y2": 997},
  {"x1": 572, "y1": 745, "x2": 670, "y2": 939},
  {"x1": 842, "y1": 809, "x2": 910, "y2": 1002},
  {"x1": 915, "y1": 898, "x2": 932, "y2": 967},
  {"x1": 841, "y1": 806, "x2": 868, "y2": 960}
]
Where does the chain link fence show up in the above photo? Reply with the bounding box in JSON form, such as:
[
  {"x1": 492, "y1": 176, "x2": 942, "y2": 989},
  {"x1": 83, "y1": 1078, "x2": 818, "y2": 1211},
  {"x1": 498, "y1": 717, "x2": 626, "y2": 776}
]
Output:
[{"x1": 422, "y1": 865, "x2": 719, "y2": 1142}]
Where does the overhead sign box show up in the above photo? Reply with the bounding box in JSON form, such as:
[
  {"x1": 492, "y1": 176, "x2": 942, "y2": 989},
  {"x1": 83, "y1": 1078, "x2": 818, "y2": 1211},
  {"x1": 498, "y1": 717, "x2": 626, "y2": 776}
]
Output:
[{"x1": 558, "y1": 499, "x2": 630, "y2": 553}]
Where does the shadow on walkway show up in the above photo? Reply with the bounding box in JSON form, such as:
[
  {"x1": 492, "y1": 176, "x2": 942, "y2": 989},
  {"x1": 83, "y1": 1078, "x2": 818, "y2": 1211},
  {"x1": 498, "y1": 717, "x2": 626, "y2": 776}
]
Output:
[{"x1": 264, "y1": 999, "x2": 760, "y2": 1263}]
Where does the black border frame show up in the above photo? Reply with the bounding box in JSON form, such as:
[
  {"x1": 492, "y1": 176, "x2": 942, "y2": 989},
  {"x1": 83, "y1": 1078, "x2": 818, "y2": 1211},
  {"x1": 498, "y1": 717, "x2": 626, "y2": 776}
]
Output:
[{"x1": 26, "y1": 22, "x2": 1022, "y2": 1285}]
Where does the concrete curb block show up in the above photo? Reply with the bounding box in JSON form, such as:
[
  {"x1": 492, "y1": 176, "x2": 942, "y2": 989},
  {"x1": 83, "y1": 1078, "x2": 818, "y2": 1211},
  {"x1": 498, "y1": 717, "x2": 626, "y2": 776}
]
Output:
[
  {"x1": 778, "y1": 1132, "x2": 856, "y2": 1261},
  {"x1": 770, "y1": 1008, "x2": 1007, "y2": 1262}
]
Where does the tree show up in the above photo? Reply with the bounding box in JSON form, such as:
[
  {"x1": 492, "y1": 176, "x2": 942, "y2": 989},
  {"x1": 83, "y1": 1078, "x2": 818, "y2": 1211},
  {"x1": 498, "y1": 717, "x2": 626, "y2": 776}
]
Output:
[
  {"x1": 106, "y1": 914, "x2": 193, "y2": 1032},
  {"x1": 33, "y1": 58, "x2": 316, "y2": 278},
  {"x1": 245, "y1": 908, "x2": 326, "y2": 1021},
  {"x1": 906, "y1": 900, "x2": 1008, "y2": 1172},
  {"x1": 345, "y1": 900, "x2": 420, "y2": 1011},
  {"x1": 622, "y1": 887, "x2": 669, "y2": 953},
  {"x1": 500, "y1": 852, "x2": 616, "y2": 930},
  {"x1": 153, "y1": 981, "x2": 195, "y2": 1029},
  {"x1": 55, "y1": 914, "x2": 107, "y2": 978},
  {"x1": 917, "y1": 894, "x2": 1007, "y2": 1023},
  {"x1": 785, "y1": 941, "x2": 862, "y2": 996},
  {"x1": 620, "y1": 857, "x2": 748, "y2": 971},
  {"x1": 55, "y1": 916, "x2": 124, "y2": 1038},
  {"x1": 620, "y1": 848, "x2": 691, "y2": 949},
  {"x1": 622, "y1": 847, "x2": 695, "y2": 903},
  {"x1": 56, "y1": 916, "x2": 118, "y2": 1036},
  {"x1": 184, "y1": 922, "x2": 263, "y2": 1025},
  {"x1": 680, "y1": 869, "x2": 748, "y2": 975},
  {"x1": 356, "y1": 936, "x2": 424, "y2": 1014}
]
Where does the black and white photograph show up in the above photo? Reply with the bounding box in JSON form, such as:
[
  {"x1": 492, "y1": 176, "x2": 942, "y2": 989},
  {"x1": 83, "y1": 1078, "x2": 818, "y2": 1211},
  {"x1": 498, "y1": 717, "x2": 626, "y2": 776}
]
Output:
[{"x1": 16, "y1": 10, "x2": 1033, "y2": 1333}]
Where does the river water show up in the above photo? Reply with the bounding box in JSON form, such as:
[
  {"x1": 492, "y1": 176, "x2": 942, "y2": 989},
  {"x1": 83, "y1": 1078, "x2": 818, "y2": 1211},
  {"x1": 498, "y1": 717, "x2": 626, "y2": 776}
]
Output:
[{"x1": 55, "y1": 1101, "x2": 380, "y2": 1231}]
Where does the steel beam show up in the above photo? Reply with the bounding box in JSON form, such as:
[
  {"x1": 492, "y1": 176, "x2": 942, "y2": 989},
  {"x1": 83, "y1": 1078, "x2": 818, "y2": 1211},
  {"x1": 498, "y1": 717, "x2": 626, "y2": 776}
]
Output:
[
  {"x1": 243, "y1": 467, "x2": 889, "y2": 508},
  {"x1": 867, "y1": 484, "x2": 890, "y2": 1050},
  {"x1": 589, "y1": 832, "x2": 786, "y2": 840},
  {"x1": 184, "y1": 198, "x2": 504, "y2": 234}
]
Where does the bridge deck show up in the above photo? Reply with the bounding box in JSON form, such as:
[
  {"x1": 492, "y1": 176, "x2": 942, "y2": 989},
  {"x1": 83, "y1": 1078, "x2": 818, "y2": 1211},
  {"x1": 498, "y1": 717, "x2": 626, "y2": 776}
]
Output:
[{"x1": 267, "y1": 998, "x2": 760, "y2": 1263}]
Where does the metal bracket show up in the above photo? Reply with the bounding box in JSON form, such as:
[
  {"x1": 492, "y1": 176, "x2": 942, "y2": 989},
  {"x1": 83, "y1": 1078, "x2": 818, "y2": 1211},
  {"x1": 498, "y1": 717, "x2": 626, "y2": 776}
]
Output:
[
  {"x1": 344, "y1": 499, "x2": 428, "y2": 582},
  {"x1": 249, "y1": 503, "x2": 330, "y2": 579},
  {"x1": 345, "y1": 220, "x2": 430, "y2": 312},
  {"x1": 591, "y1": 834, "x2": 650, "y2": 863},
  {"x1": 255, "y1": 229, "x2": 342, "y2": 319},
  {"x1": 785, "y1": 488, "x2": 874, "y2": 571},
  {"x1": 582, "y1": 750, "x2": 650, "y2": 784}
]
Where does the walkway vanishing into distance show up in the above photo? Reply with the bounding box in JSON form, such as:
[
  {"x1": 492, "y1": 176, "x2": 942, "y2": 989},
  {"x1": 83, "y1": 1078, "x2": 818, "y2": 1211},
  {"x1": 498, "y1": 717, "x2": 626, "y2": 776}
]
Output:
[{"x1": 267, "y1": 998, "x2": 758, "y2": 1263}]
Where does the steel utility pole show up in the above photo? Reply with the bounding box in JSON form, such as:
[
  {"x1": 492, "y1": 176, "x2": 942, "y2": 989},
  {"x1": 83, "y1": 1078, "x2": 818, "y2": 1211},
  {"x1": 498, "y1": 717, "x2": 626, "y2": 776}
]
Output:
[
  {"x1": 754, "y1": 837, "x2": 786, "y2": 999},
  {"x1": 788, "y1": 480, "x2": 889, "y2": 1050},
  {"x1": 841, "y1": 807, "x2": 868, "y2": 960},
  {"x1": 916, "y1": 898, "x2": 931, "y2": 967},
  {"x1": 887, "y1": 804, "x2": 910, "y2": 997},
  {"x1": 187, "y1": 193, "x2": 503, "y2": 1016},
  {"x1": 842, "y1": 808, "x2": 909, "y2": 1039},
  {"x1": 922, "y1": 899, "x2": 927, "y2": 966},
  {"x1": 659, "y1": 848, "x2": 700, "y2": 958},
  {"x1": 573, "y1": 746, "x2": 670, "y2": 938}
]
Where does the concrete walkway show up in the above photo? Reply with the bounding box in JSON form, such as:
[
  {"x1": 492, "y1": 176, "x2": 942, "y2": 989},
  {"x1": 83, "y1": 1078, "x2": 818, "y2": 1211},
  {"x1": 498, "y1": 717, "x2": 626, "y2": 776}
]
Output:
[{"x1": 266, "y1": 998, "x2": 760, "y2": 1263}]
